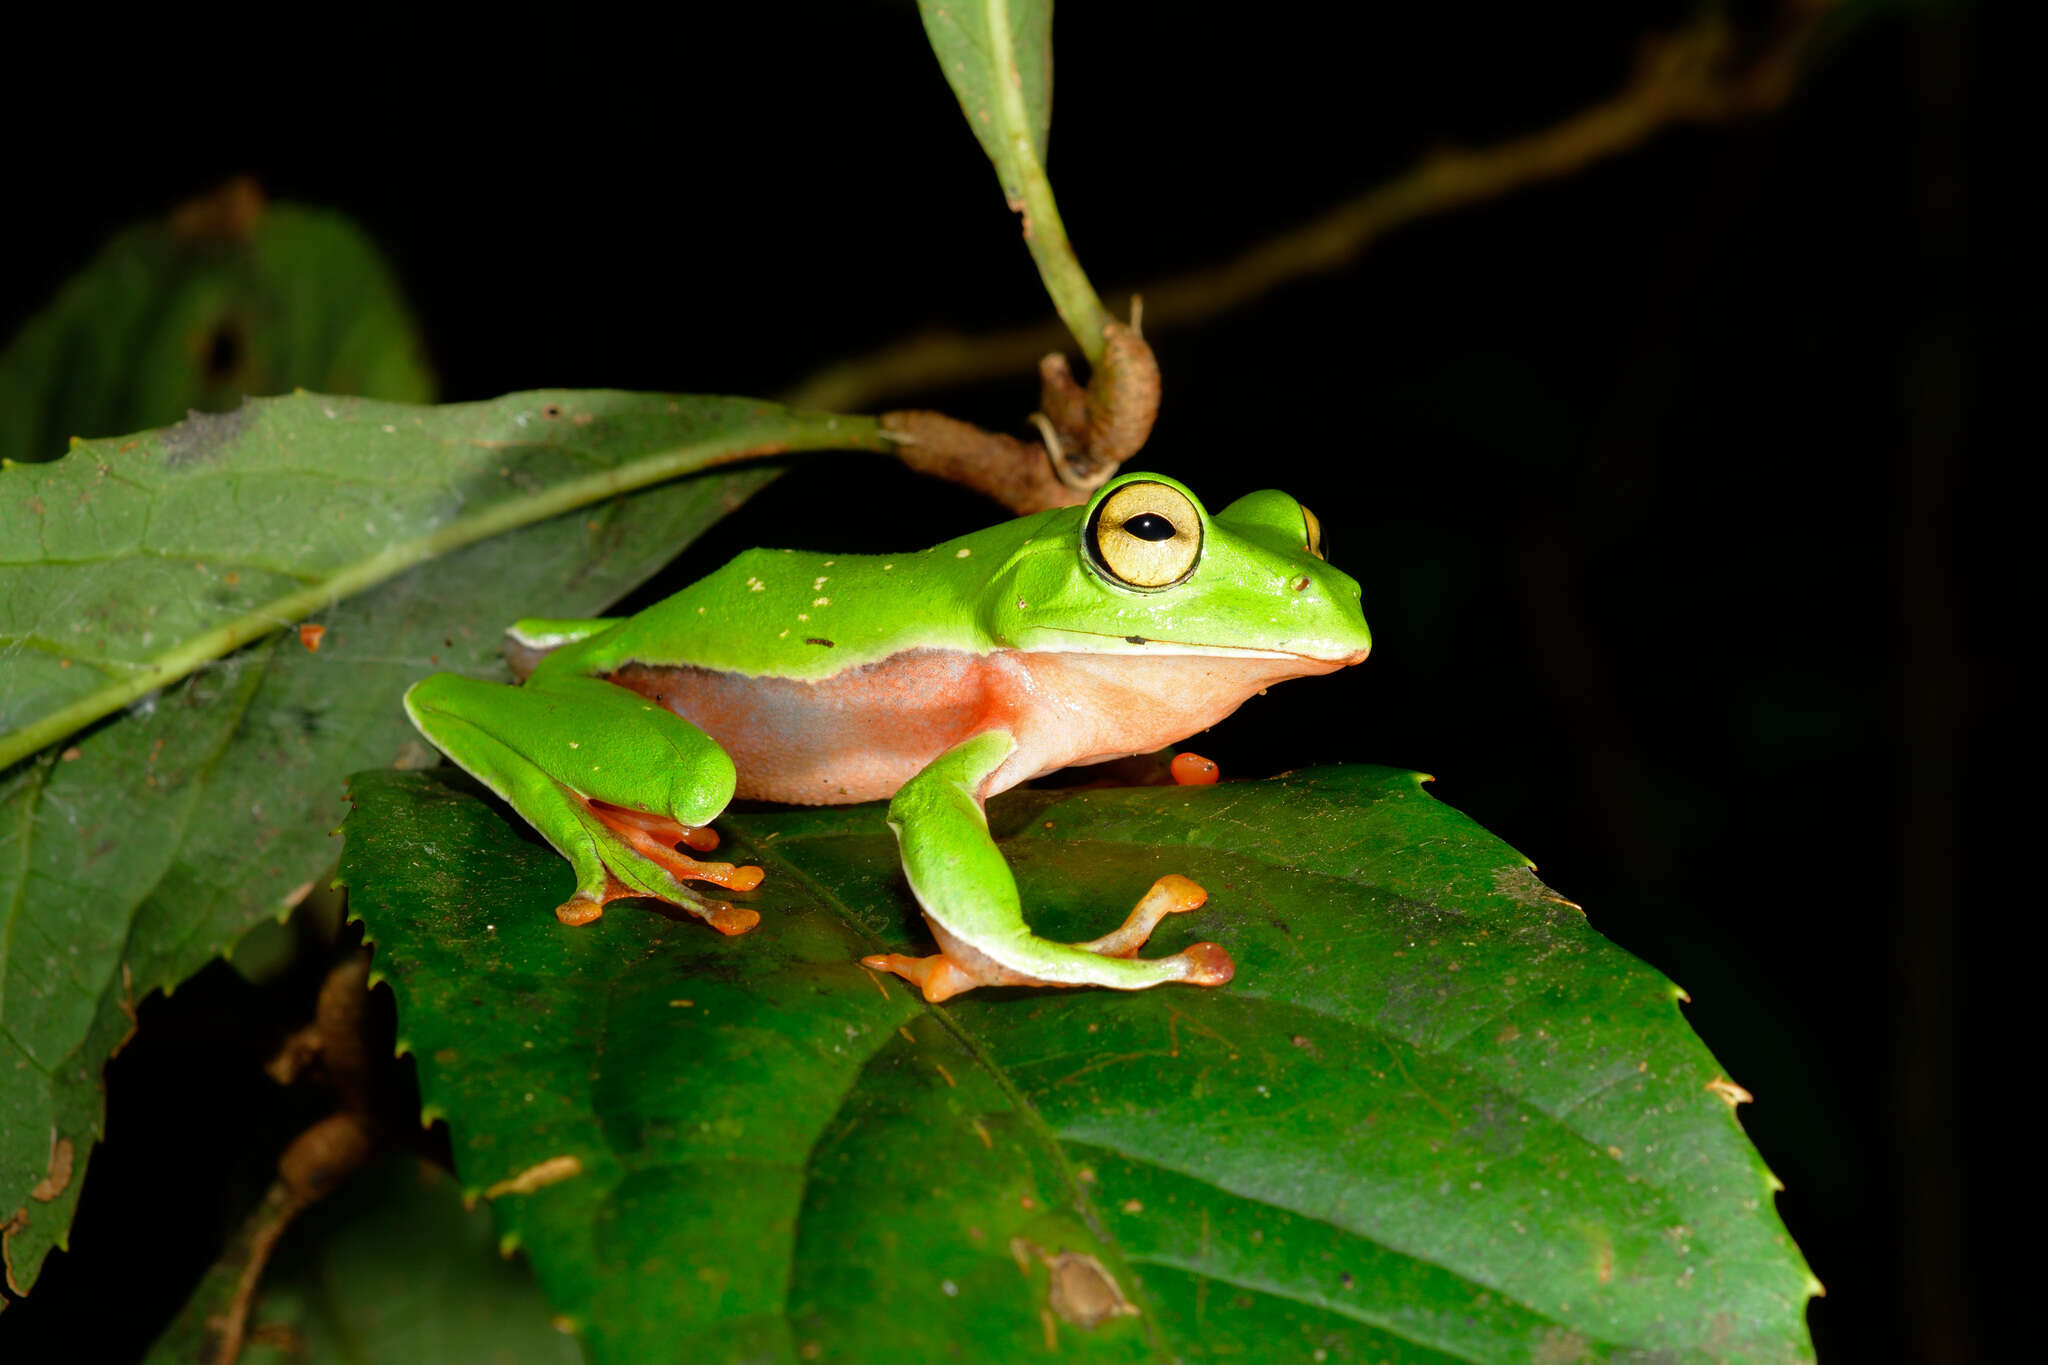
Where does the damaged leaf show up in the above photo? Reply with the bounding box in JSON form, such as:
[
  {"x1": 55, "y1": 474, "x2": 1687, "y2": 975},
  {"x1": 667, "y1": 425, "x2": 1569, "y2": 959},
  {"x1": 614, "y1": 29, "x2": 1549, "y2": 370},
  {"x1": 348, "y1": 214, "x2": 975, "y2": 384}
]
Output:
[
  {"x1": 0, "y1": 389, "x2": 889, "y2": 766},
  {"x1": 340, "y1": 764, "x2": 1816, "y2": 1362},
  {"x1": 0, "y1": 390, "x2": 885, "y2": 1295}
]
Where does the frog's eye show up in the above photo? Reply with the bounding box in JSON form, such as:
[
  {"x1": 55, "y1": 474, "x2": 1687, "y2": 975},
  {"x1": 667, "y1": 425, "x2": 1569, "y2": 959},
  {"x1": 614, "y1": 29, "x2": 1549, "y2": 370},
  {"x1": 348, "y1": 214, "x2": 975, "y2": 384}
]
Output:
[
  {"x1": 1088, "y1": 480, "x2": 1203, "y2": 589},
  {"x1": 1301, "y1": 504, "x2": 1327, "y2": 561}
]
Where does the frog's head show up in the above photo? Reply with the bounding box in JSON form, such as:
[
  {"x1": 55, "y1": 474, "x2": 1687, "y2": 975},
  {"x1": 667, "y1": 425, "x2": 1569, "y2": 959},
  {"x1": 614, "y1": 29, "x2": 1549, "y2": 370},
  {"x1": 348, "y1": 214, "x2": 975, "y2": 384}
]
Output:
[{"x1": 992, "y1": 472, "x2": 1372, "y2": 668}]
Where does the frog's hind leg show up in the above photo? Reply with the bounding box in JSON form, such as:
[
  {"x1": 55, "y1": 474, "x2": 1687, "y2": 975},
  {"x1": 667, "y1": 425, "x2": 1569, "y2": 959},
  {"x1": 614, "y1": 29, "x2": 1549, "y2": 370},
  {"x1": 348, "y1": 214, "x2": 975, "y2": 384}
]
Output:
[
  {"x1": 860, "y1": 732, "x2": 1235, "y2": 1003},
  {"x1": 404, "y1": 673, "x2": 761, "y2": 933}
]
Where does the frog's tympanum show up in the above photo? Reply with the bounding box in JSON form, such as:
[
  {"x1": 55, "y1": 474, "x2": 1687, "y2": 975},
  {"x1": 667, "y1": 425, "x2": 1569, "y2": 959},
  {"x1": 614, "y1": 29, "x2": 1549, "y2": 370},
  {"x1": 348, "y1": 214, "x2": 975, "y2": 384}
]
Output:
[{"x1": 406, "y1": 474, "x2": 1370, "y2": 1000}]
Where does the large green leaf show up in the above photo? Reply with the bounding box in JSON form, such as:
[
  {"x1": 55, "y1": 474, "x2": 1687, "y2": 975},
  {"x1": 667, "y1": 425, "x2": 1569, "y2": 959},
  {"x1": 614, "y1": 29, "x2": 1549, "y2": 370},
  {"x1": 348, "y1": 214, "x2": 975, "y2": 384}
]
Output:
[
  {"x1": 0, "y1": 390, "x2": 887, "y2": 766},
  {"x1": 916, "y1": 0, "x2": 1053, "y2": 209},
  {"x1": 340, "y1": 764, "x2": 1815, "y2": 1362},
  {"x1": 0, "y1": 391, "x2": 888, "y2": 1295},
  {"x1": 0, "y1": 189, "x2": 433, "y2": 468}
]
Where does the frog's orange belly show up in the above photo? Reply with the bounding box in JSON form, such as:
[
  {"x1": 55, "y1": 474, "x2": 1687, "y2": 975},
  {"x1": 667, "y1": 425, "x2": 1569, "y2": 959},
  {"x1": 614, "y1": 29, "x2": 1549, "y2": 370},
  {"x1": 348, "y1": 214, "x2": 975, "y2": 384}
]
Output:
[
  {"x1": 606, "y1": 646, "x2": 1336, "y2": 806},
  {"x1": 607, "y1": 651, "x2": 1008, "y2": 805}
]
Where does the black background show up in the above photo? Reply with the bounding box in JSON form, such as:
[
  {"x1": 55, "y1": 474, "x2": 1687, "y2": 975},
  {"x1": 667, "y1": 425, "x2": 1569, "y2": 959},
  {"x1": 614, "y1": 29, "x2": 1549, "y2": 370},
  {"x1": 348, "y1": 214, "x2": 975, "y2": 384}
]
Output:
[{"x1": 0, "y1": 2, "x2": 2015, "y2": 1360}]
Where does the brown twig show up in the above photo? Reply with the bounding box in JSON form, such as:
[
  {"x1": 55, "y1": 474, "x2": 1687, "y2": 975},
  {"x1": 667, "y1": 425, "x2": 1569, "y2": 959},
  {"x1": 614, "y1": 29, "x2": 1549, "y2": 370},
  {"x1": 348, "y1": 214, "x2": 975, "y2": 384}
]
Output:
[
  {"x1": 200, "y1": 952, "x2": 381, "y2": 1365},
  {"x1": 789, "y1": 3, "x2": 1831, "y2": 417},
  {"x1": 879, "y1": 314, "x2": 1163, "y2": 512}
]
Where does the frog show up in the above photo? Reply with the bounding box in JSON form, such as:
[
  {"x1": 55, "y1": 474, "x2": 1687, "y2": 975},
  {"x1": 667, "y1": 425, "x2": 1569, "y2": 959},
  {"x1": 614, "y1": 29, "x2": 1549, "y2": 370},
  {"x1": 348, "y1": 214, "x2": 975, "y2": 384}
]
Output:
[{"x1": 403, "y1": 472, "x2": 1371, "y2": 1001}]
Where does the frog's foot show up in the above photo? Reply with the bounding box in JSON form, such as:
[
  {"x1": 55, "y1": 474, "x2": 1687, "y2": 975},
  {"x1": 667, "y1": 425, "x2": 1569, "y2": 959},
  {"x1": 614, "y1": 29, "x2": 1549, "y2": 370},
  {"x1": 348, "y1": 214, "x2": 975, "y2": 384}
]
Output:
[
  {"x1": 859, "y1": 951, "x2": 988, "y2": 1003},
  {"x1": 580, "y1": 797, "x2": 763, "y2": 893},
  {"x1": 860, "y1": 878, "x2": 1233, "y2": 1003},
  {"x1": 861, "y1": 930, "x2": 1233, "y2": 1003},
  {"x1": 555, "y1": 877, "x2": 761, "y2": 936},
  {"x1": 552, "y1": 798, "x2": 763, "y2": 934},
  {"x1": 1073, "y1": 874, "x2": 1208, "y2": 958},
  {"x1": 589, "y1": 800, "x2": 722, "y2": 852}
]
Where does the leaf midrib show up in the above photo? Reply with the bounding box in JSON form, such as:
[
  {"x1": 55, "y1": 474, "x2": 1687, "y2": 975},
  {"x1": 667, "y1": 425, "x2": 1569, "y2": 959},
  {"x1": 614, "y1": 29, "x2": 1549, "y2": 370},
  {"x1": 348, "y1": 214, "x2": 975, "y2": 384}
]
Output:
[{"x1": 0, "y1": 403, "x2": 888, "y2": 770}]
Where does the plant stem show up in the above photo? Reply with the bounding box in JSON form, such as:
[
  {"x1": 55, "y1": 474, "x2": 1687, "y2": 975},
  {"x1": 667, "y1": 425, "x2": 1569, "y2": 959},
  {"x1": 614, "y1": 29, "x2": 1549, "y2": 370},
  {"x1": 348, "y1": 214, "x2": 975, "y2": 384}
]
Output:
[{"x1": 985, "y1": 0, "x2": 1114, "y2": 366}]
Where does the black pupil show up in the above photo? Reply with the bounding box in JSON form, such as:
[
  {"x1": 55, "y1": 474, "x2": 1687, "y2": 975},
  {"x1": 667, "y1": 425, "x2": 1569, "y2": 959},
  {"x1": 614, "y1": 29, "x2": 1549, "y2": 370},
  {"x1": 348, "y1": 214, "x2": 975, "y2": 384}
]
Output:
[{"x1": 1123, "y1": 513, "x2": 1177, "y2": 542}]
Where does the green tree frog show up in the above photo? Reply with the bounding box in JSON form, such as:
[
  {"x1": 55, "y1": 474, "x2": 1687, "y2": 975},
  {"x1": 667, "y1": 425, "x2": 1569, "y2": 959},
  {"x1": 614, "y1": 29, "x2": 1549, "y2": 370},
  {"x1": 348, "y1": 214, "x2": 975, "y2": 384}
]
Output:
[{"x1": 404, "y1": 473, "x2": 1370, "y2": 1001}]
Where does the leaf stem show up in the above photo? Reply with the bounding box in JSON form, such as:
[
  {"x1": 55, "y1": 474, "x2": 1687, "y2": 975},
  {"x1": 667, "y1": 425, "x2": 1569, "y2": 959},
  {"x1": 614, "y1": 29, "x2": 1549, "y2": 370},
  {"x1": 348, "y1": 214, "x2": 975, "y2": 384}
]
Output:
[
  {"x1": 0, "y1": 413, "x2": 889, "y2": 772},
  {"x1": 796, "y1": 4, "x2": 1831, "y2": 413},
  {"x1": 984, "y1": 0, "x2": 1114, "y2": 366}
]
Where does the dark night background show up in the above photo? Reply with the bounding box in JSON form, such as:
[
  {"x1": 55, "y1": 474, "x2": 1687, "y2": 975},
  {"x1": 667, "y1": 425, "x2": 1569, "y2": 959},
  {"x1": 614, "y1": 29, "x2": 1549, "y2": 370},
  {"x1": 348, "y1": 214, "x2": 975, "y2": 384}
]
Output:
[{"x1": 0, "y1": 1, "x2": 2014, "y2": 1360}]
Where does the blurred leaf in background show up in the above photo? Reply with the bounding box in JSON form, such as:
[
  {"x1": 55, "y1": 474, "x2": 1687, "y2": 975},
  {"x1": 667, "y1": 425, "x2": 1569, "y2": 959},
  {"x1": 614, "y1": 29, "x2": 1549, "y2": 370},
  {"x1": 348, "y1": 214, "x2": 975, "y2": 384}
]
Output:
[
  {"x1": 147, "y1": 1155, "x2": 578, "y2": 1365},
  {"x1": 0, "y1": 177, "x2": 434, "y2": 466}
]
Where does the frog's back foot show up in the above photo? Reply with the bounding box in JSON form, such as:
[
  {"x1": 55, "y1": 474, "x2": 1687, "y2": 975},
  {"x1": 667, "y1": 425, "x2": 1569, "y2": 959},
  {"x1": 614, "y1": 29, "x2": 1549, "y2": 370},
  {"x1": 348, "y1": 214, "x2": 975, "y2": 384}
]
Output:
[
  {"x1": 556, "y1": 877, "x2": 761, "y2": 936},
  {"x1": 861, "y1": 933, "x2": 1232, "y2": 1003},
  {"x1": 866, "y1": 876, "x2": 1234, "y2": 1002},
  {"x1": 1073, "y1": 874, "x2": 1207, "y2": 957}
]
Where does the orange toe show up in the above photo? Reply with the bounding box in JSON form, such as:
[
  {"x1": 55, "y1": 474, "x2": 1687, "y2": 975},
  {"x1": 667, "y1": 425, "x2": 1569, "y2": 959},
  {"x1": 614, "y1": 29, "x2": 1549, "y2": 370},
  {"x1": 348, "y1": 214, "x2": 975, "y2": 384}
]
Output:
[
  {"x1": 701, "y1": 902, "x2": 760, "y2": 936},
  {"x1": 1177, "y1": 941, "x2": 1235, "y2": 986},
  {"x1": 555, "y1": 897, "x2": 604, "y2": 927},
  {"x1": 862, "y1": 951, "x2": 984, "y2": 1003}
]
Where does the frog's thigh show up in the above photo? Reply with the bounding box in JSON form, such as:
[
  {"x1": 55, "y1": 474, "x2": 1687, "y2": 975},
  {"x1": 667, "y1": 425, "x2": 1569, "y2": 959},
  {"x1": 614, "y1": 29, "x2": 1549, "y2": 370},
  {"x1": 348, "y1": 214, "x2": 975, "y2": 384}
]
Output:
[
  {"x1": 869, "y1": 731, "x2": 1234, "y2": 999},
  {"x1": 403, "y1": 681, "x2": 626, "y2": 902},
  {"x1": 405, "y1": 674, "x2": 758, "y2": 929},
  {"x1": 407, "y1": 672, "x2": 735, "y2": 824}
]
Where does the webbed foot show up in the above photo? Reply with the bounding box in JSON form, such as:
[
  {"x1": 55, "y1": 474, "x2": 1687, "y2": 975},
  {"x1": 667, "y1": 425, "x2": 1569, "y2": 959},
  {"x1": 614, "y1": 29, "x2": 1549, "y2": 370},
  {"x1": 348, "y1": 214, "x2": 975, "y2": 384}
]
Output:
[
  {"x1": 554, "y1": 799, "x2": 763, "y2": 933},
  {"x1": 861, "y1": 875, "x2": 1235, "y2": 1002}
]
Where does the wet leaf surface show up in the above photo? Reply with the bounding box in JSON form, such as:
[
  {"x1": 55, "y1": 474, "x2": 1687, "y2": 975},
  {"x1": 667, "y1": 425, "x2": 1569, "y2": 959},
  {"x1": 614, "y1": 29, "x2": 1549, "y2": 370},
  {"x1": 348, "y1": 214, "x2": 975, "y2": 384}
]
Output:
[{"x1": 341, "y1": 764, "x2": 1815, "y2": 1363}]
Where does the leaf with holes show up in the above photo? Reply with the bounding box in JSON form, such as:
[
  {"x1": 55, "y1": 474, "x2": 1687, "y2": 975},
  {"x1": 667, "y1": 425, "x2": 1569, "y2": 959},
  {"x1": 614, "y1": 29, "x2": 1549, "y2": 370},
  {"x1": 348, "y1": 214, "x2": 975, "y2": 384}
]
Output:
[
  {"x1": 0, "y1": 391, "x2": 890, "y2": 1294},
  {"x1": 340, "y1": 764, "x2": 1816, "y2": 1363}
]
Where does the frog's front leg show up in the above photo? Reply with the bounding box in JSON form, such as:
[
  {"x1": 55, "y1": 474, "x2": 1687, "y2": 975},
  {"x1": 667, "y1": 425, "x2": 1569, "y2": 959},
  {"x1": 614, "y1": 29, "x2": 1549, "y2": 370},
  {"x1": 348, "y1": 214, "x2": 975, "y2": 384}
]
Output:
[
  {"x1": 405, "y1": 673, "x2": 763, "y2": 933},
  {"x1": 861, "y1": 731, "x2": 1235, "y2": 1002}
]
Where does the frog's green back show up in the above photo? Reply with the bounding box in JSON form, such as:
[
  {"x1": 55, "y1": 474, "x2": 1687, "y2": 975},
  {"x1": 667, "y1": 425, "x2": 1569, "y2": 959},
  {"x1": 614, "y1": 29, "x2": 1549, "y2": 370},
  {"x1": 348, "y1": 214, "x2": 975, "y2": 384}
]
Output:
[{"x1": 532, "y1": 508, "x2": 1070, "y2": 683}]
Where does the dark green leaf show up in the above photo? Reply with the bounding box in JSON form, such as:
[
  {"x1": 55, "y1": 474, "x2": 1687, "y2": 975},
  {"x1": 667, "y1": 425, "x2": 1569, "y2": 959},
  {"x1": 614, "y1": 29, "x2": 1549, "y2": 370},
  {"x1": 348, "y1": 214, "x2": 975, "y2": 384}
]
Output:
[
  {"x1": 0, "y1": 386, "x2": 891, "y2": 1294},
  {"x1": 340, "y1": 765, "x2": 1815, "y2": 1362},
  {"x1": 147, "y1": 1154, "x2": 579, "y2": 1365},
  {"x1": 0, "y1": 187, "x2": 434, "y2": 467},
  {"x1": 916, "y1": 0, "x2": 1053, "y2": 206}
]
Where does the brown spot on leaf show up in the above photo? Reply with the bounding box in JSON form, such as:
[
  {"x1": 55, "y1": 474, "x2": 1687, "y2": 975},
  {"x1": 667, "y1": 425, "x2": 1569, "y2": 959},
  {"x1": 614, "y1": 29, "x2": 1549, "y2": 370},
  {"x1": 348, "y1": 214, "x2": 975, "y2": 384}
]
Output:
[
  {"x1": 1705, "y1": 1076, "x2": 1753, "y2": 1107},
  {"x1": 2, "y1": 1207, "x2": 27, "y2": 1294},
  {"x1": 298, "y1": 623, "x2": 325, "y2": 652},
  {"x1": 168, "y1": 175, "x2": 266, "y2": 241},
  {"x1": 1044, "y1": 1251, "x2": 1139, "y2": 1328},
  {"x1": 30, "y1": 1138, "x2": 73, "y2": 1202},
  {"x1": 484, "y1": 1154, "x2": 583, "y2": 1200}
]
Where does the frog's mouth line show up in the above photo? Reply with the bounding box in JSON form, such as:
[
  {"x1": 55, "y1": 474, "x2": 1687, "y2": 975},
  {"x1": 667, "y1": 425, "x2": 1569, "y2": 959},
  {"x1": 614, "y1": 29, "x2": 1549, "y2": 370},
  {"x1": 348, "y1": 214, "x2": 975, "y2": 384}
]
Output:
[{"x1": 1036, "y1": 627, "x2": 1369, "y2": 666}]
